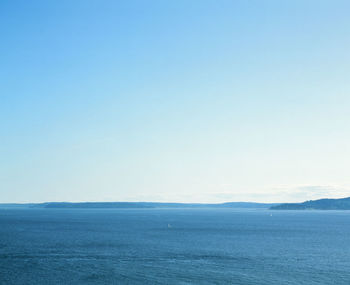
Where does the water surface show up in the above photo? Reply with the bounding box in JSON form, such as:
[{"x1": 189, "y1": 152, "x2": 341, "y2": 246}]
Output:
[{"x1": 0, "y1": 208, "x2": 349, "y2": 284}]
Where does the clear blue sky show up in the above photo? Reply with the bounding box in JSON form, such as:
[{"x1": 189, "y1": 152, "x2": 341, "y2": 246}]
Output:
[{"x1": 1, "y1": 0, "x2": 350, "y2": 203}]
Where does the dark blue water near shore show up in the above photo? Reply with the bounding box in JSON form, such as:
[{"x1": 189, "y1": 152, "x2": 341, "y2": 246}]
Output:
[{"x1": 1, "y1": 208, "x2": 350, "y2": 284}]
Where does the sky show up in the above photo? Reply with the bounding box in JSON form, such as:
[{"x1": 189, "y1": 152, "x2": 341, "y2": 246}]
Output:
[{"x1": 1, "y1": 0, "x2": 350, "y2": 203}]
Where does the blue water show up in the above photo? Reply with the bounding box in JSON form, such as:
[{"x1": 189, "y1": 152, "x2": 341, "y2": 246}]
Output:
[{"x1": 0, "y1": 208, "x2": 349, "y2": 284}]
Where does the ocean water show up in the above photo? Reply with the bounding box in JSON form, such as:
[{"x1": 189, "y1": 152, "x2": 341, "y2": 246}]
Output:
[{"x1": 0, "y1": 208, "x2": 349, "y2": 284}]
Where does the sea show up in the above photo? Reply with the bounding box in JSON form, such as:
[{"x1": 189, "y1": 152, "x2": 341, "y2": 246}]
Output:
[{"x1": 0, "y1": 208, "x2": 349, "y2": 284}]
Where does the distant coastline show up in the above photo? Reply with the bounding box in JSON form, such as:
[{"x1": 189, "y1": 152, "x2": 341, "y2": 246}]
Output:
[
  {"x1": 2, "y1": 197, "x2": 350, "y2": 210},
  {"x1": 0, "y1": 202, "x2": 277, "y2": 209},
  {"x1": 270, "y1": 197, "x2": 350, "y2": 210}
]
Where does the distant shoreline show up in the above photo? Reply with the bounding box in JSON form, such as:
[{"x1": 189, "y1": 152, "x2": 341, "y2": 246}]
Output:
[
  {"x1": 0, "y1": 202, "x2": 277, "y2": 209},
  {"x1": 270, "y1": 197, "x2": 350, "y2": 210},
  {"x1": 2, "y1": 197, "x2": 350, "y2": 210}
]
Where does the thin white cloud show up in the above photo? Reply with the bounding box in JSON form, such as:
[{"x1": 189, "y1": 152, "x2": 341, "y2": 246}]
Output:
[{"x1": 194, "y1": 184, "x2": 350, "y2": 203}]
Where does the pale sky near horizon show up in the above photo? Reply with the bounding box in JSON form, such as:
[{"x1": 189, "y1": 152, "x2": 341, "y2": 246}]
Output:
[{"x1": 1, "y1": 0, "x2": 350, "y2": 203}]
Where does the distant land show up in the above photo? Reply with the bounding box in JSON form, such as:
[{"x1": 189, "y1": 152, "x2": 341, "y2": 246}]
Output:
[
  {"x1": 0, "y1": 202, "x2": 277, "y2": 209},
  {"x1": 270, "y1": 197, "x2": 350, "y2": 210},
  {"x1": 2, "y1": 198, "x2": 350, "y2": 210}
]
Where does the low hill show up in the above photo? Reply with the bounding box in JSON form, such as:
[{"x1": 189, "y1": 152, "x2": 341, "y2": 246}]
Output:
[{"x1": 270, "y1": 197, "x2": 350, "y2": 210}]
